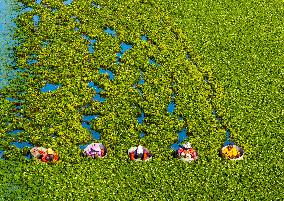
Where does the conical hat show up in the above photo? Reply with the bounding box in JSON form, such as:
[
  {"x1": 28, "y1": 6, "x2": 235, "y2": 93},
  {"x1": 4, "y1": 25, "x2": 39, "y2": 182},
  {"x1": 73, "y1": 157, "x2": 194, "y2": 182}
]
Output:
[
  {"x1": 137, "y1": 145, "x2": 143, "y2": 154},
  {"x1": 183, "y1": 142, "x2": 192, "y2": 149},
  {"x1": 47, "y1": 148, "x2": 54, "y2": 155}
]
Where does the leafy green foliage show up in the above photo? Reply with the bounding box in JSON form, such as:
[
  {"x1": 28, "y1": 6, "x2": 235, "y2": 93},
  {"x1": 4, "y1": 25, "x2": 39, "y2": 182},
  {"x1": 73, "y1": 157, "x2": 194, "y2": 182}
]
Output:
[
  {"x1": 1, "y1": 0, "x2": 283, "y2": 199},
  {"x1": 1, "y1": 0, "x2": 223, "y2": 160}
]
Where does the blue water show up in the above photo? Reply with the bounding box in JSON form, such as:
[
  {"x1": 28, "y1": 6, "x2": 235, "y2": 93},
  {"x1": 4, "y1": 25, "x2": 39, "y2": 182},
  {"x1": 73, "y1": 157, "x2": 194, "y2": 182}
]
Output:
[
  {"x1": 82, "y1": 121, "x2": 91, "y2": 130},
  {"x1": 71, "y1": 16, "x2": 80, "y2": 23},
  {"x1": 6, "y1": 97, "x2": 20, "y2": 102},
  {"x1": 0, "y1": 150, "x2": 4, "y2": 159},
  {"x1": 120, "y1": 43, "x2": 133, "y2": 53},
  {"x1": 82, "y1": 115, "x2": 99, "y2": 122},
  {"x1": 88, "y1": 81, "x2": 103, "y2": 93},
  {"x1": 138, "y1": 77, "x2": 145, "y2": 85},
  {"x1": 41, "y1": 83, "x2": 61, "y2": 92},
  {"x1": 138, "y1": 70, "x2": 144, "y2": 84},
  {"x1": 149, "y1": 58, "x2": 160, "y2": 66},
  {"x1": 8, "y1": 130, "x2": 24, "y2": 135},
  {"x1": 82, "y1": 119, "x2": 100, "y2": 140},
  {"x1": 33, "y1": 15, "x2": 40, "y2": 27},
  {"x1": 116, "y1": 43, "x2": 133, "y2": 64},
  {"x1": 137, "y1": 111, "x2": 145, "y2": 124},
  {"x1": 63, "y1": 0, "x2": 73, "y2": 6},
  {"x1": 104, "y1": 27, "x2": 117, "y2": 37},
  {"x1": 88, "y1": 44, "x2": 95, "y2": 54},
  {"x1": 167, "y1": 101, "x2": 176, "y2": 113},
  {"x1": 0, "y1": 0, "x2": 18, "y2": 89},
  {"x1": 88, "y1": 81, "x2": 105, "y2": 102},
  {"x1": 21, "y1": 7, "x2": 33, "y2": 13},
  {"x1": 171, "y1": 128, "x2": 188, "y2": 150},
  {"x1": 99, "y1": 68, "x2": 115, "y2": 81},
  {"x1": 36, "y1": 0, "x2": 41, "y2": 4},
  {"x1": 81, "y1": 34, "x2": 96, "y2": 53},
  {"x1": 10, "y1": 141, "x2": 33, "y2": 149},
  {"x1": 141, "y1": 35, "x2": 148, "y2": 41},
  {"x1": 27, "y1": 59, "x2": 38, "y2": 65},
  {"x1": 93, "y1": 94, "x2": 105, "y2": 102}
]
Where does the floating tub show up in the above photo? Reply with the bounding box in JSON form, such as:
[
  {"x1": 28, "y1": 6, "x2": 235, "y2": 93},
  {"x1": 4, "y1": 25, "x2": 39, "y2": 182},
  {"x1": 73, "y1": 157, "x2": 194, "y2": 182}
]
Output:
[
  {"x1": 83, "y1": 143, "x2": 107, "y2": 158},
  {"x1": 220, "y1": 145, "x2": 244, "y2": 160},
  {"x1": 128, "y1": 147, "x2": 152, "y2": 161}
]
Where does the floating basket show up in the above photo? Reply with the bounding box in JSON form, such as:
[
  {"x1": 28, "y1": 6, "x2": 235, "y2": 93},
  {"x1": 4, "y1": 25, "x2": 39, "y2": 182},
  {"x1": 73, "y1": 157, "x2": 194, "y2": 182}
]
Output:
[
  {"x1": 83, "y1": 143, "x2": 107, "y2": 158},
  {"x1": 175, "y1": 148, "x2": 198, "y2": 163},
  {"x1": 128, "y1": 147, "x2": 152, "y2": 161},
  {"x1": 30, "y1": 147, "x2": 59, "y2": 163},
  {"x1": 220, "y1": 145, "x2": 244, "y2": 160}
]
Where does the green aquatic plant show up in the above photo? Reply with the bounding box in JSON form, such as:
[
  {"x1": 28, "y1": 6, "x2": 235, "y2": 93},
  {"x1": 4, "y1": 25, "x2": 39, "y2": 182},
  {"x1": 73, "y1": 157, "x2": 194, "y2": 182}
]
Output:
[{"x1": 0, "y1": 0, "x2": 228, "y2": 161}]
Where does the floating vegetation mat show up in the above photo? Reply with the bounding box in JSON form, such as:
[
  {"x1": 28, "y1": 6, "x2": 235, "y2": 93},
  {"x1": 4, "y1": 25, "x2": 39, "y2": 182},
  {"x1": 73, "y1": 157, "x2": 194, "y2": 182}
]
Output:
[{"x1": 0, "y1": 0, "x2": 227, "y2": 162}]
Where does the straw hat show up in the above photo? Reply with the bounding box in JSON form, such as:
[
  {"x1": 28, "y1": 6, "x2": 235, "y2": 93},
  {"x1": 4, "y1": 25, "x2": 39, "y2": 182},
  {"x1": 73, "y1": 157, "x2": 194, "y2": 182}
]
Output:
[
  {"x1": 137, "y1": 145, "x2": 143, "y2": 154},
  {"x1": 47, "y1": 148, "x2": 54, "y2": 155},
  {"x1": 183, "y1": 142, "x2": 192, "y2": 149}
]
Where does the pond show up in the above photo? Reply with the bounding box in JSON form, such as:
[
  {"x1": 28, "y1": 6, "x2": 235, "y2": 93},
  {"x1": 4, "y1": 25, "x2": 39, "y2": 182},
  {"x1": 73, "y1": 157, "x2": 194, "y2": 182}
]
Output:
[{"x1": 0, "y1": 0, "x2": 18, "y2": 90}]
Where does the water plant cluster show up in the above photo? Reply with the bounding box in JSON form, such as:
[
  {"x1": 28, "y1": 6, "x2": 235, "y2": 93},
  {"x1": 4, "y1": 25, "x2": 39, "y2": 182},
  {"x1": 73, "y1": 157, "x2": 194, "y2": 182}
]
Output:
[
  {"x1": 0, "y1": 0, "x2": 283, "y2": 200},
  {"x1": 0, "y1": 0, "x2": 228, "y2": 163}
]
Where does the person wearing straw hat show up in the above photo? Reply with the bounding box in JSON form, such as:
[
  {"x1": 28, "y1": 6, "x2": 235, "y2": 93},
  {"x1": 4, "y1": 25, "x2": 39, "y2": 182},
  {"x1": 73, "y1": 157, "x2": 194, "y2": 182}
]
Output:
[
  {"x1": 222, "y1": 145, "x2": 240, "y2": 159},
  {"x1": 41, "y1": 148, "x2": 59, "y2": 163},
  {"x1": 177, "y1": 142, "x2": 198, "y2": 161},
  {"x1": 136, "y1": 145, "x2": 144, "y2": 160},
  {"x1": 83, "y1": 143, "x2": 107, "y2": 158},
  {"x1": 128, "y1": 145, "x2": 152, "y2": 161}
]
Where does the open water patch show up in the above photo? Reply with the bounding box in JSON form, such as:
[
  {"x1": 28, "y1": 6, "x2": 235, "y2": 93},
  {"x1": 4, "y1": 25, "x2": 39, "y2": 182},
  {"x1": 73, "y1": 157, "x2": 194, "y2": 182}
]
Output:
[
  {"x1": 81, "y1": 34, "x2": 96, "y2": 54},
  {"x1": 116, "y1": 42, "x2": 133, "y2": 64},
  {"x1": 167, "y1": 101, "x2": 176, "y2": 114},
  {"x1": 99, "y1": 68, "x2": 114, "y2": 81},
  {"x1": 0, "y1": 0, "x2": 21, "y2": 89},
  {"x1": 88, "y1": 81, "x2": 105, "y2": 102},
  {"x1": 0, "y1": 150, "x2": 4, "y2": 159},
  {"x1": 27, "y1": 59, "x2": 38, "y2": 65},
  {"x1": 36, "y1": 0, "x2": 41, "y2": 5},
  {"x1": 81, "y1": 116, "x2": 100, "y2": 140},
  {"x1": 93, "y1": 94, "x2": 105, "y2": 102},
  {"x1": 79, "y1": 144, "x2": 88, "y2": 150},
  {"x1": 27, "y1": 54, "x2": 38, "y2": 65},
  {"x1": 171, "y1": 128, "x2": 188, "y2": 150},
  {"x1": 22, "y1": 7, "x2": 33, "y2": 13},
  {"x1": 41, "y1": 83, "x2": 61, "y2": 93},
  {"x1": 33, "y1": 15, "x2": 40, "y2": 27},
  {"x1": 141, "y1": 35, "x2": 148, "y2": 41},
  {"x1": 8, "y1": 130, "x2": 24, "y2": 135},
  {"x1": 223, "y1": 129, "x2": 232, "y2": 146},
  {"x1": 10, "y1": 141, "x2": 33, "y2": 149},
  {"x1": 137, "y1": 110, "x2": 145, "y2": 124},
  {"x1": 88, "y1": 81, "x2": 103, "y2": 93},
  {"x1": 167, "y1": 93, "x2": 176, "y2": 114},
  {"x1": 82, "y1": 115, "x2": 99, "y2": 122},
  {"x1": 149, "y1": 58, "x2": 160, "y2": 66},
  {"x1": 104, "y1": 27, "x2": 117, "y2": 37},
  {"x1": 63, "y1": 0, "x2": 73, "y2": 6}
]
